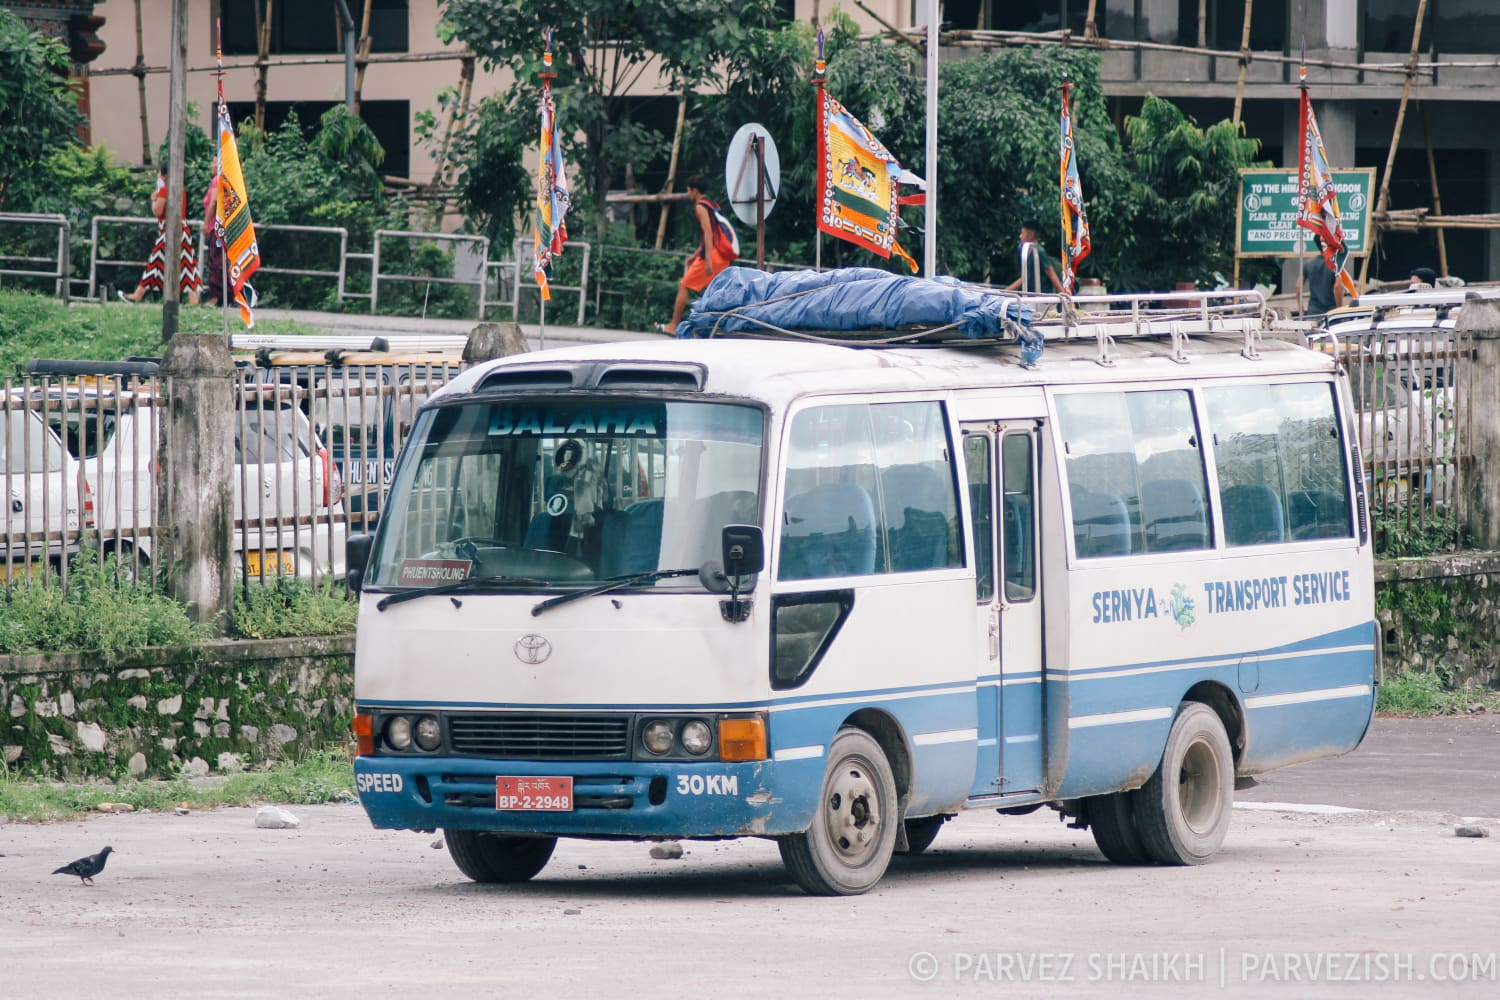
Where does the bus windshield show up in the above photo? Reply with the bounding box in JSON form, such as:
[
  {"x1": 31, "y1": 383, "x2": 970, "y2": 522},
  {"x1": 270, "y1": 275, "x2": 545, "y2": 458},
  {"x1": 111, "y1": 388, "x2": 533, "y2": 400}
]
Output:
[{"x1": 365, "y1": 397, "x2": 764, "y2": 590}]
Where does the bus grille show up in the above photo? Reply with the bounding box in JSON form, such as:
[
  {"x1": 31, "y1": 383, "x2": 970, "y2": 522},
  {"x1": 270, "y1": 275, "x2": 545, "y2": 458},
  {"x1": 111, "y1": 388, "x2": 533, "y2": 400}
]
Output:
[{"x1": 446, "y1": 713, "x2": 632, "y2": 759}]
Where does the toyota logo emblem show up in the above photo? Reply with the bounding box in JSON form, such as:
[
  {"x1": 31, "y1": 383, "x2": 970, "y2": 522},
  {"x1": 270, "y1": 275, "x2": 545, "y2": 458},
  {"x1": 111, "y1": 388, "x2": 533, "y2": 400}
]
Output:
[{"x1": 515, "y1": 634, "x2": 552, "y2": 664}]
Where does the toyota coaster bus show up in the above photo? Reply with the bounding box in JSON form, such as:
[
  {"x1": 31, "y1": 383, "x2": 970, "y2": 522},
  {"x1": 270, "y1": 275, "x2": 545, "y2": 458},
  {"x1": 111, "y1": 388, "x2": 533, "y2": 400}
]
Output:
[{"x1": 347, "y1": 270, "x2": 1377, "y2": 895}]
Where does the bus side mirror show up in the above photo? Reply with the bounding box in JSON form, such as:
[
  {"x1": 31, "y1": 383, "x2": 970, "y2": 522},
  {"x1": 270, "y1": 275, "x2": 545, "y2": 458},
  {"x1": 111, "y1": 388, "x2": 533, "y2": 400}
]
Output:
[
  {"x1": 722, "y1": 524, "x2": 764, "y2": 578},
  {"x1": 346, "y1": 533, "x2": 376, "y2": 594}
]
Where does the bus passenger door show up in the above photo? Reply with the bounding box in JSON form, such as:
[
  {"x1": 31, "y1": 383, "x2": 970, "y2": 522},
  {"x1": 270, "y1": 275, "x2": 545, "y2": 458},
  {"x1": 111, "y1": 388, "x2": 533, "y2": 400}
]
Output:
[{"x1": 963, "y1": 424, "x2": 1044, "y2": 797}]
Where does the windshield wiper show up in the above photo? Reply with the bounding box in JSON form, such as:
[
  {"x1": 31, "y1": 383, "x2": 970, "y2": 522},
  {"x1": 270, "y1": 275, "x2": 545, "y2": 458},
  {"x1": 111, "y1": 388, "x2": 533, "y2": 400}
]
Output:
[
  {"x1": 530, "y1": 567, "x2": 700, "y2": 617},
  {"x1": 375, "y1": 575, "x2": 548, "y2": 611}
]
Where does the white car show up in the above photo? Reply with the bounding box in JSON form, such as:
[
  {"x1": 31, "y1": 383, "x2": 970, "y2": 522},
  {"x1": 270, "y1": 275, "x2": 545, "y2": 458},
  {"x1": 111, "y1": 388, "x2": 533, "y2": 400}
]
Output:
[
  {"x1": 30, "y1": 377, "x2": 346, "y2": 582},
  {"x1": 0, "y1": 404, "x2": 91, "y2": 578}
]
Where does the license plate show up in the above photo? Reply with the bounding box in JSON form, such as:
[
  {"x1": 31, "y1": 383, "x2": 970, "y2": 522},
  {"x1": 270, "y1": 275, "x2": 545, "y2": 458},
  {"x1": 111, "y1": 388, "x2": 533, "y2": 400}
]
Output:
[
  {"x1": 495, "y1": 776, "x2": 573, "y2": 811},
  {"x1": 245, "y1": 549, "x2": 297, "y2": 576}
]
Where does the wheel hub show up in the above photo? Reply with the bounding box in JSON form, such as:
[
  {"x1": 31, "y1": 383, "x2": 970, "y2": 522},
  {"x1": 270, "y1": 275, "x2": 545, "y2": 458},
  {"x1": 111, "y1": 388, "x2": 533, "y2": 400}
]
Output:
[{"x1": 824, "y1": 760, "x2": 882, "y2": 861}]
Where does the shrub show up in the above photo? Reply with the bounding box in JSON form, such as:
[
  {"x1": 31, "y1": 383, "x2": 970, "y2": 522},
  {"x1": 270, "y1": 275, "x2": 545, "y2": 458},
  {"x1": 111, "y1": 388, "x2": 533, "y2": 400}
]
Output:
[
  {"x1": 230, "y1": 578, "x2": 356, "y2": 640},
  {"x1": 0, "y1": 549, "x2": 203, "y2": 656}
]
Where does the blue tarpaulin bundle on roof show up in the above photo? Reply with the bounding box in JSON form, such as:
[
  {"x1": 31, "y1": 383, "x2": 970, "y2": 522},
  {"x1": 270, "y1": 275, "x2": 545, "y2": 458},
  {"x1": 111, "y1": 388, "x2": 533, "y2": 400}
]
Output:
[{"x1": 675, "y1": 267, "x2": 1036, "y2": 346}]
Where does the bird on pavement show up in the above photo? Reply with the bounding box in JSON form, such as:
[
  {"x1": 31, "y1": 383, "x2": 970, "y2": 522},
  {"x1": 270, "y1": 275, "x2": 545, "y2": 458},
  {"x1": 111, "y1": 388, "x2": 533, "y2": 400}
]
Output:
[{"x1": 52, "y1": 846, "x2": 114, "y2": 886}]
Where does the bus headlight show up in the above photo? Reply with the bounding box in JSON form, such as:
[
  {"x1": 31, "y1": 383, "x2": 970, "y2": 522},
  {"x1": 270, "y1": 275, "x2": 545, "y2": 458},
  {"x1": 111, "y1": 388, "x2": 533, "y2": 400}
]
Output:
[
  {"x1": 414, "y1": 715, "x2": 441, "y2": 751},
  {"x1": 643, "y1": 720, "x2": 674, "y2": 755},
  {"x1": 680, "y1": 720, "x2": 713, "y2": 756},
  {"x1": 386, "y1": 716, "x2": 413, "y2": 751}
]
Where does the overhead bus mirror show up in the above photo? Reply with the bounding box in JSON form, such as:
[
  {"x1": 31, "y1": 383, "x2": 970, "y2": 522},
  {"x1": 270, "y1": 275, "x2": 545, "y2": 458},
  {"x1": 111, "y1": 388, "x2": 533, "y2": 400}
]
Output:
[
  {"x1": 722, "y1": 524, "x2": 764, "y2": 578},
  {"x1": 346, "y1": 533, "x2": 376, "y2": 594}
]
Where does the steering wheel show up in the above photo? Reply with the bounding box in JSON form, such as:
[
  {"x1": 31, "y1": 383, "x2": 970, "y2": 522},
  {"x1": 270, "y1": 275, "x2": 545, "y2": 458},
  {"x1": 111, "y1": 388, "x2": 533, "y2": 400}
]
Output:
[{"x1": 451, "y1": 537, "x2": 509, "y2": 563}]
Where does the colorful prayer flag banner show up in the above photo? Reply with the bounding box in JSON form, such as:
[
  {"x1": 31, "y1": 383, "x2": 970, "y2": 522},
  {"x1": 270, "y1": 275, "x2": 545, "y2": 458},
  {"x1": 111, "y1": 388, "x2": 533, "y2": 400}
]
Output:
[
  {"x1": 214, "y1": 30, "x2": 259, "y2": 329},
  {"x1": 1059, "y1": 81, "x2": 1092, "y2": 294},
  {"x1": 813, "y1": 31, "x2": 916, "y2": 273},
  {"x1": 1296, "y1": 67, "x2": 1357, "y2": 297},
  {"x1": 533, "y1": 31, "x2": 570, "y2": 300}
]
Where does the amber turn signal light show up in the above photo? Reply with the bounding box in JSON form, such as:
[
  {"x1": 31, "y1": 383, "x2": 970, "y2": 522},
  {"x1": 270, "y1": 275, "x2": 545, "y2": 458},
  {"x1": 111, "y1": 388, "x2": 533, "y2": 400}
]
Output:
[
  {"x1": 718, "y1": 716, "x2": 767, "y2": 761},
  {"x1": 352, "y1": 714, "x2": 374, "y2": 756}
]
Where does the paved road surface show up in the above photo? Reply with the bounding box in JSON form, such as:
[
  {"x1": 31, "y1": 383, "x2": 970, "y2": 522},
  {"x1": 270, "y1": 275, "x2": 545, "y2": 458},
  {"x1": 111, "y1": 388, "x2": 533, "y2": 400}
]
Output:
[
  {"x1": 1239, "y1": 715, "x2": 1500, "y2": 817},
  {"x1": 1, "y1": 716, "x2": 1495, "y2": 998}
]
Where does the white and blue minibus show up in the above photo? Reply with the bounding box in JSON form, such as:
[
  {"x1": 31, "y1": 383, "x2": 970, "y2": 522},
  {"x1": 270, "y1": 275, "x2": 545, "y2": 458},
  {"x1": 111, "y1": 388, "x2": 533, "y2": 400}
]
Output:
[{"x1": 348, "y1": 273, "x2": 1376, "y2": 895}]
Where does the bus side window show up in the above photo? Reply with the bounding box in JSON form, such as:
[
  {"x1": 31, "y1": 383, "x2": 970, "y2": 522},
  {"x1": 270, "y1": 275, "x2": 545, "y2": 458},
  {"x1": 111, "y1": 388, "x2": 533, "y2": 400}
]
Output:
[
  {"x1": 1000, "y1": 433, "x2": 1035, "y2": 599},
  {"x1": 964, "y1": 434, "x2": 993, "y2": 602},
  {"x1": 872, "y1": 401, "x2": 961, "y2": 573},
  {"x1": 1206, "y1": 383, "x2": 1350, "y2": 546},
  {"x1": 1057, "y1": 389, "x2": 1211, "y2": 558}
]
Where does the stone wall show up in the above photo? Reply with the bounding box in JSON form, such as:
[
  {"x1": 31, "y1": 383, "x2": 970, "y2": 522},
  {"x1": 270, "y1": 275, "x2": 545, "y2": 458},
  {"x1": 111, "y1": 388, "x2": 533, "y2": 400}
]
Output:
[
  {"x1": 1376, "y1": 552, "x2": 1500, "y2": 688},
  {"x1": 3, "y1": 551, "x2": 1496, "y2": 777},
  {"x1": 2, "y1": 636, "x2": 354, "y2": 779}
]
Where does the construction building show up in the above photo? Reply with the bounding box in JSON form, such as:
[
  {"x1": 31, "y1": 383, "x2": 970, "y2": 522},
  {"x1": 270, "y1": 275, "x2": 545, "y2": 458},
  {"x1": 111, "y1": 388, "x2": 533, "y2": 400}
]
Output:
[{"x1": 7, "y1": 1, "x2": 1496, "y2": 283}]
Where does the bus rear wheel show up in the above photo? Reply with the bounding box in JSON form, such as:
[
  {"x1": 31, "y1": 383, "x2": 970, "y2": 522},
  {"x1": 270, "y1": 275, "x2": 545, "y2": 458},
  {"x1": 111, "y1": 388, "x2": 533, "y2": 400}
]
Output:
[
  {"x1": 444, "y1": 830, "x2": 557, "y2": 883},
  {"x1": 1134, "y1": 703, "x2": 1234, "y2": 865},
  {"x1": 1084, "y1": 791, "x2": 1150, "y2": 864},
  {"x1": 899, "y1": 815, "x2": 947, "y2": 856},
  {"x1": 778, "y1": 728, "x2": 898, "y2": 895}
]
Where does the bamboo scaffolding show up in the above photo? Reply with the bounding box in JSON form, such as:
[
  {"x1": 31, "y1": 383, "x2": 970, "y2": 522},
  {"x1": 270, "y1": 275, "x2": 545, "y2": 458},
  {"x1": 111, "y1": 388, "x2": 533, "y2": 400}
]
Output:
[
  {"x1": 1360, "y1": 0, "x2": 1429, "y2": 292},
  {"x1": 132, "y1": 0, "x2": 150, "y2": 163},
  {"x1": 654, "y1": 94, "x2": 688, "y2": 250},
  {"x1": 92, "y1": 49, "x2": 476, "y2": 78},
  {"x1": 1232, "y1": 0, "x2": 1254, "y2": 125},
  {"x1": 899, "y1": 27, "x2": 1435, "y2": 79},
  {"x1": 1375, "y1": 210, "x2": 1500, "y2": 231},
  {"x1": 353, "y1": 0, "x2": 374, "y2": 118},
  {"x1": 1420, "y1": 105, "x2": 1450, "y2": 277},
  {"x1": 254, "y1": 0, "x2": 273, "y2": 131}
]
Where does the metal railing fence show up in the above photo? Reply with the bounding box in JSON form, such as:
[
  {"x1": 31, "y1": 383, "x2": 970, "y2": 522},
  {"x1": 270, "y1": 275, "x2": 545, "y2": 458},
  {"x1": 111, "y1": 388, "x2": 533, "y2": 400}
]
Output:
[{"x1": 0, "y1": 213, "x2": 72, "y2": 301}]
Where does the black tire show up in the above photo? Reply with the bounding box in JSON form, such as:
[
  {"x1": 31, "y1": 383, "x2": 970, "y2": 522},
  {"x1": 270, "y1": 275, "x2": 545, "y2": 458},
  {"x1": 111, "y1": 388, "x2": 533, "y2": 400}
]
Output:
[
  {"x1": 778, "y1": 728, "x2": 899, "y2": 895},
  {"x1": 1085, "y1": 791, "x2": 1150, "y2": 864},
  {"x1": 443, "y1": 830, "x2": 557, "y2": 883},
  {"x1": 1134, "y1": 702, "x2": 1234, "y2": 865},
  {"x1": 899, "y1": 815, "x2": 947, "y2": 855}
]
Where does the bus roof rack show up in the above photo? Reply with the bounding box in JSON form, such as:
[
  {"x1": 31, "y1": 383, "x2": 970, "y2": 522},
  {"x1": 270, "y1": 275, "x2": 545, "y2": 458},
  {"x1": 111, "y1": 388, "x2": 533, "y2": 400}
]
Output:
[{"x1": 688, "y1": 278, "x2": 1271, "y2": 367}]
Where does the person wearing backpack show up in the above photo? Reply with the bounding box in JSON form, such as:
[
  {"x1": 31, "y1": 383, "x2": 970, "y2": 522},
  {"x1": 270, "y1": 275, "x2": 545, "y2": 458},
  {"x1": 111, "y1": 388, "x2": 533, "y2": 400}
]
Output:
[{"x1": 657, "y1": 175, "x2": 738, "y2": 334}]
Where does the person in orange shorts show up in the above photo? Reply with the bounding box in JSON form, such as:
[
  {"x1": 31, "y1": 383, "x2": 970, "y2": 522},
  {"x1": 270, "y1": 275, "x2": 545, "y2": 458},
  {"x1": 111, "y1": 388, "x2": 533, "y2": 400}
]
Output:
[{"x1": 657, "y1": 175, "x2": 738, "y2": 333}]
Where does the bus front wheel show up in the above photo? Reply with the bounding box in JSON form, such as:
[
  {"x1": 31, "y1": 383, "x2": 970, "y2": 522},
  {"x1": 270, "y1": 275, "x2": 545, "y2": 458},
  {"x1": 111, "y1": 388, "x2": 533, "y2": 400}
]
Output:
[
  {"x1": 1134, "y1": 703, "x2": 1234, "y2": 865},
  {"x1": 444, "y1": 830, "x2": 557, "y2": 883},
  {"x1": 778, "y1": 728, "x2": 899, "y2": 895}
]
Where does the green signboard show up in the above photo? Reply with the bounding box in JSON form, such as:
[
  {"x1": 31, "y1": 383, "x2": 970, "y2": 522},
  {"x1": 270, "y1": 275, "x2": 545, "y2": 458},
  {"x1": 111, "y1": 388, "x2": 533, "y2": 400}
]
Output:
[{"x1": 1236, "y1": 168, "x2": 1376, "y2": 257}]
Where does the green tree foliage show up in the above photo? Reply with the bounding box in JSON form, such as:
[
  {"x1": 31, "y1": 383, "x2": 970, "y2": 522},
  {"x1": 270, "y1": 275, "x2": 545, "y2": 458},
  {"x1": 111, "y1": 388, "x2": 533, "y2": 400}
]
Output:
[
  {"x1": 0, "y1": 11, "x2": 83, "y2": 208},
  {"x1": 438, "y1": 0, "x2": 783, "y2": 228},
  {"x1": 1112, "y1": 95, "x2": 1267, "y2": 290}
]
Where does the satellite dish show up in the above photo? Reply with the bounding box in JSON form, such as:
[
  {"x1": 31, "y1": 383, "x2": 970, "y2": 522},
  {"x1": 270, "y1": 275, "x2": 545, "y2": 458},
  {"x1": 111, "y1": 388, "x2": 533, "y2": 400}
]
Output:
[{"x1": 724, "y1": 123, "x2": 780, "y2": 227}]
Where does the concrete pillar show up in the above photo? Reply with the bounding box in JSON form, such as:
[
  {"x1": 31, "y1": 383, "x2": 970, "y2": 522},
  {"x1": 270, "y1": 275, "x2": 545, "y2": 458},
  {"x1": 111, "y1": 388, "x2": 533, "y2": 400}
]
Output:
[
  {"x1": 1460, "y1": 299, "x2": 1500, "y2": 548},
  {"x1": 158, "y1": 334, "x2": 235, "y2": 632},
  {"x1": 464, "y1": 321, "x2": 527, "y2": 366}
]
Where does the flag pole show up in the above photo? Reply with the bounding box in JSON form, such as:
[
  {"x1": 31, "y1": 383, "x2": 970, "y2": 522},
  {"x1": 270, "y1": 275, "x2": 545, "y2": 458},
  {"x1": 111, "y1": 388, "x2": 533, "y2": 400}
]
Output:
[
  {"x1": 922, "y1": 0, "x2": 938, "y2": 277},
  {"x1": 538, "y1": 34, "x2": 555, "y2": 350},
  {"x1": 216, "y1": 20, "x2": 230, "y2": 349},
  {"x1": 1296, "y1": 61, "x2": 1307, "y2": 317},
  {"x1": 812, "y1": 27, "x2": 825, "y2": 274}
]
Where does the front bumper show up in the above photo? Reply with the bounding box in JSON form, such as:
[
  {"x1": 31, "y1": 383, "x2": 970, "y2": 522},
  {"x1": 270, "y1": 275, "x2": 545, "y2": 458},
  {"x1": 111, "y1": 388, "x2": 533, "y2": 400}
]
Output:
[{"x1": 354, "y1": 755, "x2": 813, "y2": 839}]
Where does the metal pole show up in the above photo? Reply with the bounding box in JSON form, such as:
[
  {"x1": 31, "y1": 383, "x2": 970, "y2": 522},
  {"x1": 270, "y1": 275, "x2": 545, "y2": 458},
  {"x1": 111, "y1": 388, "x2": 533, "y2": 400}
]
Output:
[
  {"x1": 923, "y1": 0, "x2": 939, "y2": 277},
  {"x1": 162, "y1": 0, "x2": 189, "y2": 343},
  {"x1": 755, "y1": 135, "x2": 766, "y2": 270},
  {"x1": 333, "y1": 0, "x2": 357, "y2": 113}
]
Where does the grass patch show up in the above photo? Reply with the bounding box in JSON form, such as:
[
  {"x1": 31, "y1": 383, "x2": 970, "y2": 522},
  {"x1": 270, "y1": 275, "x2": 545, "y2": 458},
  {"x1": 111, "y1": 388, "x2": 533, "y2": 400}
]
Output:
[
  {"x1": 0, "y1": 551, "x2": 204, "y2": 655},
  {"x1": 0, "y1": 289, "x2": 324, "y2": 377},
  {"x1": 1377, "y1": 669, "x2": 1500, "y2": 716},
  {"x1": 230, "y1": 578, "x2": 356, "y2": 639},
  {"x1": 0, "y1": 746, "x2": 357, "y2": 822}
]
